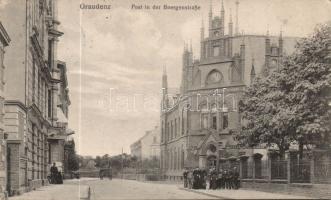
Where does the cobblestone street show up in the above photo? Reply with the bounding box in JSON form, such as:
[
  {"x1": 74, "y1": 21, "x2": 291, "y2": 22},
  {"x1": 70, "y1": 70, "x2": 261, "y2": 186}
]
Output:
[{"x1": 8, "y1": 178, "x2": 319, "y2": 200}]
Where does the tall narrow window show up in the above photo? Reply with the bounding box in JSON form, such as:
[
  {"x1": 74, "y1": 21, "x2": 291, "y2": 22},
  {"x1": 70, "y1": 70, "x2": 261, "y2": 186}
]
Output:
[
  {"x1": 201, "y1": 114, "x2": 208, "y2": 129},
  {"x1": 212, "y1": 115, "x2": 217, "y2": 130},
  {"x1": 32, "y1": 59, "x2": 36, "y2": 102},
  {"x1": 48, "y1": 40, "x2": 52, "y2": 68},
  {"x1": 223, "y1": 113, "x2": 228, "y2": 129},
  {"x1": 174, "y1": 119, "x2": 177, "y2": 138},
  {"x1": 48, "y1": 90, "x2": 52, "y2": 118}
]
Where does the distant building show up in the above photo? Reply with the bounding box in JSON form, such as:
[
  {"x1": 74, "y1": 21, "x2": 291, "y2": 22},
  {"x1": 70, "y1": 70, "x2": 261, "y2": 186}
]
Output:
[
  {"x1": 160, "y1": 1, "x2": 298, "y2": 181},
  {"x1": 0, "y1": 21, "x2": 10, "y2": 199},
  {"x1": 130, "y1": 126, "x2": 160, "y2": 160}
]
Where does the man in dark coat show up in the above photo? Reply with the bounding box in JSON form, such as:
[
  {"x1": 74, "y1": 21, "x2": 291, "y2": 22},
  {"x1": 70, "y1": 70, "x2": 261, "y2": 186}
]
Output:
[
  {"x1": 232, "y1": 167, "x2": 240, "y2": 189},
  {"x1": 183, "y1": 168, "x2": 188, "y2": 188},
  {"x1": 50, "y1": 163, "x2": 58, "y2": 184}
]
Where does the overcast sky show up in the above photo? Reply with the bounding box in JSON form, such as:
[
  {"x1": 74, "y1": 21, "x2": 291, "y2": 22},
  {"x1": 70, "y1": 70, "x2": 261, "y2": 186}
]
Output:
[{"x1": 57, "y1": 0, "x2": 331, "y2": 157}]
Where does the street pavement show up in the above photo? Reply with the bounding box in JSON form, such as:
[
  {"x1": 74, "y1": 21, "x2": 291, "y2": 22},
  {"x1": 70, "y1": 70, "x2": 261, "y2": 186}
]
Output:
[{"x1": 8, "y1": 178, "x2": 314, "y2": 200}]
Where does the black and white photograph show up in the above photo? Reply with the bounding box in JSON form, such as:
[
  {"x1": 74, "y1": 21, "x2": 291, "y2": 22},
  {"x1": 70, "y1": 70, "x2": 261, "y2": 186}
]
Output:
[{"x1": 0, "y1": 0, "x2": 330, "y2": 199}]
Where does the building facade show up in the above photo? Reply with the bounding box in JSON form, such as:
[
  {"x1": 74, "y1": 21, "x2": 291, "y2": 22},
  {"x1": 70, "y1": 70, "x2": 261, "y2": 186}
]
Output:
[
  {"x1": 160, "y1": 1, "x2": 298, "y2": 180},
  {"x1": 0, "y1": 22, "x2": 10, "y2": 199},
  {"x1": 47, "y1": 60, "x2": 74, "y2": 173},
  {"x1": 0, "y1": 0, "x2": 70, "y2": 195},
  {"x1": 130, "y1": 126, "x2": 160, "y2": 161}
]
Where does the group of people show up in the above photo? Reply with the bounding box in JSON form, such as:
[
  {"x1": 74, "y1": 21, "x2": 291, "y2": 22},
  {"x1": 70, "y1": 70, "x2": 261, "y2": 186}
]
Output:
[
  {"x1": 49, "y1": 163, "x2": 63, "y2": 184},
  {"x1": 183, "y1": 167, "x2": 240, "y2": 190}
]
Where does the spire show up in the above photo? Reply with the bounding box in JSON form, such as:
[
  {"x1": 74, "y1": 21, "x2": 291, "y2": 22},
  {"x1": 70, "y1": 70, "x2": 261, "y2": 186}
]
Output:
[
  {"x1": 190, "y1": 39, "x2": 193, "y2": 53},
  {"x1": 251, "y1": 58, "x2": 255, "y2": 75},
  {"x1": 266, "y1": 24, "x2": 270, "y2": 37},
  {"x1": 235, "y1": 0, "x2": 239, "y2": 35},
  {"x1": 228, "y1": 8, "x2": 233, "y2": 36},
  {"x1": 201, "y1": 18, "x2": 205, "y2": 40},
  {"x1": 209, "y1": 0, "x2": 213, "y2": 36},
  {"x1": 162, "y1": 65, "x2": 168, "y2": 89},
  {"x1": 279, "y1": 28, "x2": 283, "y2": 58},
  {"x1": 250, "y1": 58, "x2": 256, "y2": 84}
]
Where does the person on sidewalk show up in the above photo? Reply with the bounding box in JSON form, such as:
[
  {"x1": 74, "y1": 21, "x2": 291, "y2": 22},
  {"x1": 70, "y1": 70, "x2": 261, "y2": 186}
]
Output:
[
  {"x1": 232, "y1": 167, "x2": 240, "y2": 189},
  {"x1": 216, "y1": 169, "x2": 221, "y2": 189},
  {"x1": 187, "y1": 169, "x2": 193, "y2": 189},
  {"x1": 228, "y1": 169, "x2": 234, "y2": 190},
  {"x1": 224, "y1": 169, "x2": 230, "y2": 189},
  {"x1": 183, "y1": 168, "x2": 188, "y2": 188},
  {"x1": 50, "y1": 163, "x2": 58, "y2": 184}
]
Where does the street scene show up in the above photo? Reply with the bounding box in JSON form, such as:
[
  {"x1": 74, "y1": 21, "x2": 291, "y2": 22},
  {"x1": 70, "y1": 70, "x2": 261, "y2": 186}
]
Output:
[{"x1": 0, "y1": 0, "x2": 330, "y2": 199}]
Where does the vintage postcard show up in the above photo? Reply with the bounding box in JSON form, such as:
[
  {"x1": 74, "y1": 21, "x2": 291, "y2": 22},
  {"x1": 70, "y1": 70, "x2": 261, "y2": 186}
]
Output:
[{"x1": 0, "y1": 0, "x2": 330, "y2": 199}]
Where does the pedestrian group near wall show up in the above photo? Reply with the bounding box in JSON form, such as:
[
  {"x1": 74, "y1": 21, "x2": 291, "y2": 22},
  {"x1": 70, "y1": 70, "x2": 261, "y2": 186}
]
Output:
[
  {"x1": 49, "y1": 163, "x2": 64, "y2": 184},
  {"x1": 183, "y1": 167, "x2": 240, "y2": 190}
]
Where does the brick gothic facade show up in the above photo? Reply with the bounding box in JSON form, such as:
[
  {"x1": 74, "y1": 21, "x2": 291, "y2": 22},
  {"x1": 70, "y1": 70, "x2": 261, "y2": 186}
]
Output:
[
  {"x1": 0, "y1": 22, "x2": 10, "y2": 199},
  {"x1": 160, "y1": 2, "x2": 298, "y2": 180},
  {"x1": 0, "y1": 0, "x2": 68, "y2": 195}
]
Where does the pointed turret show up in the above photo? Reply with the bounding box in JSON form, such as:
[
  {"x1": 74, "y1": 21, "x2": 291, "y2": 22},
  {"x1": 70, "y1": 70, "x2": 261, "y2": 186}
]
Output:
[
  {"x1": 228, "y1": 9, "x2": 233, "y2": 36},
  {"x1": 221, "y1": 0, "x2": 225, "y2": 35},
  {"x1": 200, "y1": 18, "x2": 205, "y2": 59},
  {"x1": 265, "y1": 26, "x2": 271, "y2": 68},
  {"x1": 208, "y1": 0, "x2": 213, "y2": 37},
  {"x1": 279, "y1": 29, "x2": 283, "y2": 57},
  {"x1": 235, "y1": 0, "x2": 239, "y2": 35},
  {"x1": 240, "y1": 36, "x2": 245, "y2": 81},
  {"x1": 189, "y1": 39, "x2": 193, "y2": 66}
]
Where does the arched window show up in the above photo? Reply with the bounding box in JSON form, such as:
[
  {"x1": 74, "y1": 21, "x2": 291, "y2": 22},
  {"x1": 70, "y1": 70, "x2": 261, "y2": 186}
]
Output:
[{"x1": 206, "y1": 70, "x2": 223, "y2": 85}]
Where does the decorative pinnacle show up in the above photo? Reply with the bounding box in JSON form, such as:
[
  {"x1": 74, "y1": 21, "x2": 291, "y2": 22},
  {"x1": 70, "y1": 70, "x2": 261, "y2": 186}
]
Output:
[
  {"x1": 229, "y1": 8, "x2": 232, "y2": 23},
  {"x1": 209, "y1": 0, "x2": 213, "y2": 15},
  {"x1": 221, "y1": 0, "x2": 224, "y2": 11}
]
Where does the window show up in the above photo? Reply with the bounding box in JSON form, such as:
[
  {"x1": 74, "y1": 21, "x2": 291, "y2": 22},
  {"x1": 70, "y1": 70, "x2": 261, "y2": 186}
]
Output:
[
  {"x1": 171, "y1": 121, "x2": 173, "y2": 139},
  {"x1": 48, "y1": 40, "x2": 52, "y2": 68},
  {"x1": 206, "y1": 70, "x2": 223, "y2": 85},
  {"x1": 48, "y1": 90, "x2": 52, "y2": 118},
  {"x1": 201, "y1": 114, "x2": 209, "y2": 129},
  {"x1": 223, "y1": 113, "x2": 228, "y2": 129},
  {"x1": 213, "y1": 46, "x2": 220, "y2": 57},
  {"x1": 212, "y1": 115, "x2": 217, "y2": 130},
  {"x1": 32, "y1": 59, "x2": 36, "y2": 102},
  {"x1": 174, "y1": 119, "x2": 177, "y2": 138}
]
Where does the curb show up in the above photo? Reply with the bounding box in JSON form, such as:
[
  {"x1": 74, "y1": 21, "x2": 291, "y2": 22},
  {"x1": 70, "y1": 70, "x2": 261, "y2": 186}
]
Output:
[{"x1": 179, "y1": 187, "x2": 234, "y2": 199}]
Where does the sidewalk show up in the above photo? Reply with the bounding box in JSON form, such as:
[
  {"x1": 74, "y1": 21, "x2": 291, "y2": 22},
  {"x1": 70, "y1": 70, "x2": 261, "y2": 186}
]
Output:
[
  {"x1": 9, "y1": 179, "x2": 91, "y2": 200},
  {"x1": 180, "y1": 187, "x2": 314, "y2": 199}
]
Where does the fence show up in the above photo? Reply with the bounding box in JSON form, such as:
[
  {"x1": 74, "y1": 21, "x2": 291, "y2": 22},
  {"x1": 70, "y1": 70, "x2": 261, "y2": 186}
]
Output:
[
  {"x1": 290, "y1": 159, "x2": 310, "y2": 183},
  {"x1": 314, "y1": 161, "x2": 331, "y2": 184},
  {"x1": 271, "y1": 159, "x2": 287, "y2": 180}
]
